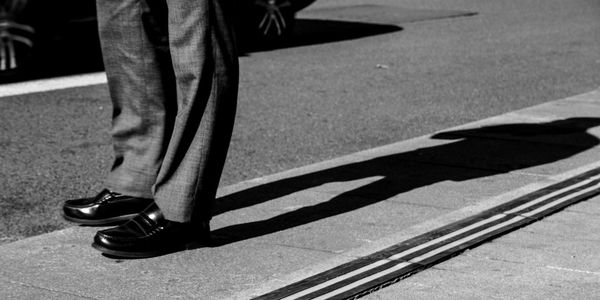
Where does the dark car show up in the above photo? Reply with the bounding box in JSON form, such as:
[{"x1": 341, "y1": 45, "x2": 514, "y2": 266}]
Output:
[{"x1": 0, "y1": 0, "x2": 316, "y2": 80}]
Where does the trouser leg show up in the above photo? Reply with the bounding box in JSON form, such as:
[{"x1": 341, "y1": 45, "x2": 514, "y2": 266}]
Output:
[
  {"x1": 97, "y1": 0, "x2": 175, "y2": 198},
  {"x1": 152, "y1": 0, "x2": 238, "y2": 223}
]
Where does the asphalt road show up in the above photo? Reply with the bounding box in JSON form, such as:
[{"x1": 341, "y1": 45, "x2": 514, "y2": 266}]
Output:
[
  {"x1": 1, "y1": 0, "x2": 600, "y2": 242},
  {"x1": 232, "y1": 0, "x2": 600, "y2": 181}
]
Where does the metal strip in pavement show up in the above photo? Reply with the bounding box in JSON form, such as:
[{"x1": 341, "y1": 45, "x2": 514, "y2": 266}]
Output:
[
  {"x1": 0, "y1": 72, "x2": 107, "y2": 98},
  {"x1": 252, "y1": 166, "x2": 600, "y2": 300}
]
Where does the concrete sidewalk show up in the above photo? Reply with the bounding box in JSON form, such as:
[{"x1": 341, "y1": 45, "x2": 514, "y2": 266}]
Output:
[
  {"x1": 1, "y1": 89, "x2": 600, "y2": 299},
  {"x1": 364, "y1": 193, "x2": 600, "y2": 300}
]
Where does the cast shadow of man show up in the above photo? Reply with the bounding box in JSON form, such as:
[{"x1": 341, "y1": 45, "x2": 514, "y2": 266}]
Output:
[
  {"x1": 209, "y1": 117, "x2": 600, "y2": 246},
  {"x1": 238, "y1": 19, "x2": 402, "y2": 53}
]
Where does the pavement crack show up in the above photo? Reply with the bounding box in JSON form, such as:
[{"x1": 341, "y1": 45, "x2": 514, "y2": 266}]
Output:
[
  {"x1": 271, "y1": 242, "x2": 342, "y2": 255},
  {"x1": 481, "y1": 256, "x2": 525, "y2": 265}
]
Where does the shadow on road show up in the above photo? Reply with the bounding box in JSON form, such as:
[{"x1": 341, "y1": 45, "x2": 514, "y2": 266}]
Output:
[
  {"x1": 1, "y1": 19, "x2": 401, "y2": 84},
  {"x1": 209, "y1": 117, "x2": 600, "y2": 246},
  {"x1": 238, "y1": 19, "x2": 401, "y2": 53}
]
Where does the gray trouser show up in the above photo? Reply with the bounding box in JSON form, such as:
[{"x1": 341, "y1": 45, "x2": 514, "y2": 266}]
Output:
[{"x1": 97, "y1": 0, "x2": 238, "y2": 222}]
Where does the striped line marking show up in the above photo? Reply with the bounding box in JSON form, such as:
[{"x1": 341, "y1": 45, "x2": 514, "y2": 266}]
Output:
[
  {"x1": 0, "y1": 72, "x2": 107, "y2": 98},
  {"x1": 253, "y1": 167, "x2": 600, "y2": 300}
]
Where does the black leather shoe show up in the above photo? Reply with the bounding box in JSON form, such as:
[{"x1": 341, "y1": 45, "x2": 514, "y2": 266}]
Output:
[
  {"x1": 92, "y1": 203, "x2": 210, "y2": 258},
  {"x1": 63, "y1": 189, "x2": 153, "y2": 226}
]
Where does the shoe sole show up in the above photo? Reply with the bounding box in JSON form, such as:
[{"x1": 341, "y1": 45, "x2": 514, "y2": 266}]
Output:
[
  {"x1": 62, "y1": 213, "x2": 138, "y2": 226},
  {"x1": 91, "y1": 241, "x2": 198, "y2": 259}
]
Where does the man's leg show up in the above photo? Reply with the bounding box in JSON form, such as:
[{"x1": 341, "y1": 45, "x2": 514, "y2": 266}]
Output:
[
  {"x1": 99, "y1": 0, "x2": 176, "y2": 198},
  {"x1": 152, "y1": 0, "x2": 239, "y2": 223},
  {"x1": 62, "y1": 0, "x2": 173, "y2": 226}
]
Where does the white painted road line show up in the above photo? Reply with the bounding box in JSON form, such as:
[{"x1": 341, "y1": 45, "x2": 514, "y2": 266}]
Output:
[{"x1": 0, "y1": 72, "x2": 107, "y2": 98}]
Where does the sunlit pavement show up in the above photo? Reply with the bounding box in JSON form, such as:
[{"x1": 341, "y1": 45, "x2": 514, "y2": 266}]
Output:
[{"x1": 1, "y1": 89, "x2": 599, "y2": 299}]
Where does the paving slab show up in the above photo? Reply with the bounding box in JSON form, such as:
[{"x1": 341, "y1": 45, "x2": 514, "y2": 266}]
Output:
[
  {"x1": 366, "y1": 260, "x2": 600, "y2": 300},
  {"x1": 362, "y1": 197, "x2": 600, "y2": 300},
  {"x1": 566, "y1": 198, "x2": 600, "y2": 215},
  {"x1": 213, "y1": 200, "x2": 451, "y2": 253},
  {"x1": 0, "y1": 226, "x2": 337, "y2": 299},
  {"x1": 517, "y1": 210, "x2": 600, "y2": 240}
]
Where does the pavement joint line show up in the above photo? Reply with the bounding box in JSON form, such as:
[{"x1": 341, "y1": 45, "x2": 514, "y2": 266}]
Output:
[
  {"x1": 250, "y1": 165, "x2": 600, "y2": 300},
  {"x1": 563, "y1": 208, "x2": 600, "y2": 216},
  {"x1": 0, "y1": 277, "x2": 100, "y2": 299},
  {"x1": 545, "y1": 266, "x2": 600, "y2": 276},
  {"x1": 514, "y1": 229, "x2": 600, "y2": 242},
  {"x1": 0, "y1": 72, "x2": 107, "y2": 98},
  {"x1": 385, "y1": 201, "x2": 455, "y2": 210},
  {"x1": 274, "y1": 243, "x2": 344, "y2": 255}
]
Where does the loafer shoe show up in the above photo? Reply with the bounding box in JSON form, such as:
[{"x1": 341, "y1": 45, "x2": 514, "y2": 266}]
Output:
[
  {"x1": 92, "y1": 202, "x2": 210, "y2": 258},
  {"x1": 63, "y1": 189, "x2": 153, "y2": 225}
]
